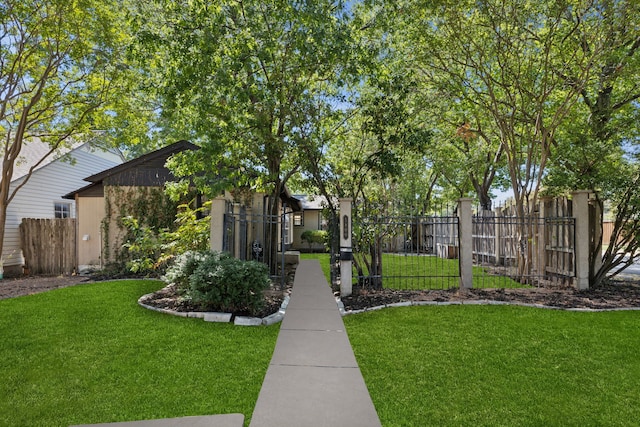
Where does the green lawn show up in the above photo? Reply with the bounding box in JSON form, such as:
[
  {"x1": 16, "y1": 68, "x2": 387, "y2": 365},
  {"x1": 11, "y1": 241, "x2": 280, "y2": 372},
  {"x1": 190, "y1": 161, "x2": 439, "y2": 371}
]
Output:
[
  {"x1": 5, "y1": 272, "x2": 639, "y2": 426},
  {"x1": 0, "y1": 280, "x2": 279, "y2": 427},
  {"x1": 345, "y1": 305, "x2": 640, "y2": 426},
  {"x1": 300, "y1": 253, "x2": 332, "y2": 282},
  {"x1": 300, "y1": 253, "x2": 524, "y2": 289}
]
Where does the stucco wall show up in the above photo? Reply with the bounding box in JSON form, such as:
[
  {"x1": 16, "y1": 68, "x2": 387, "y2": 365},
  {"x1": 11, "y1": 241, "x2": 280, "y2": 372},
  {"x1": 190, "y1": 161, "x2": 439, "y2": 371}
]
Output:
[
  {"x1": 76, "y1": 195, "x2": 106, "y2": 271},
  {"x1": 291, "y1": 210, "x2": 325, "y2": 251}
]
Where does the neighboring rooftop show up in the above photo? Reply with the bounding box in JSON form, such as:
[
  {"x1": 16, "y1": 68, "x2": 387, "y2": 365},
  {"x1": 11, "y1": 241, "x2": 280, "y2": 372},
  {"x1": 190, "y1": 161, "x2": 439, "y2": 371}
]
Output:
[
  {"x1": 13, "y1": 138, "x2": 83, "y2": 182},
  {"x1": 294, "y1": 195, "x2": 329, "y2": 211},
  {"x1": 63, "y1": 140, "x2": 198, "y2": 199}
]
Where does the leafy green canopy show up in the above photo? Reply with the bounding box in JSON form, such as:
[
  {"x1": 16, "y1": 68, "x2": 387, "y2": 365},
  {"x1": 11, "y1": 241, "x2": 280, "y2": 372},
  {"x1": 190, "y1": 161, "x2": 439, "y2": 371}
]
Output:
[
  {"x1": 0, "y1": 0, "x2": 137, "y2": 259},
  {"x1": 134, "y1": 0, "x2": 358, "y2": 197}
]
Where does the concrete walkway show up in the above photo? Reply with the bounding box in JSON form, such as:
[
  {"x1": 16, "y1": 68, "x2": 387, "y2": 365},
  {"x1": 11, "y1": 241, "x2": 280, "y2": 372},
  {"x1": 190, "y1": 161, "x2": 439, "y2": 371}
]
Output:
[
  {"x1": 249, "y1": 259, "x2": 382, "y2": 427},
  {"x1": 72, "y1": 260, "x2": 380, "y2": 427}
]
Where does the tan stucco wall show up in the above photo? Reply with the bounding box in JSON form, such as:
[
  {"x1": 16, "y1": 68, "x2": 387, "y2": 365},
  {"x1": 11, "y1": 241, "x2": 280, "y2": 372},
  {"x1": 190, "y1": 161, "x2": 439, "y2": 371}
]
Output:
[
  {"x1": 103, "y1": 186, "x2": 137, "y2": 265},
  {"x1": 77, "y1": 196, "x2": 105, "y2": 270},
  {"x1": 291, "y1": 210, "x2": 324, "y2": 251}
]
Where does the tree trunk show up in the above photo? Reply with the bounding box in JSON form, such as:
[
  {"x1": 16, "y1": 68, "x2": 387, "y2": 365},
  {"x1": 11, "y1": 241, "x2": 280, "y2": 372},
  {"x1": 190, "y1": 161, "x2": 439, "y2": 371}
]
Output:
[
  {"x1": 369, "y1": 235, "x2": 383, "y2": 289},
  {"x1": 265, "y1": 187, "x2": 281, "y2": 277},
  {"x1": 0, "y1": 202, "x2": 7, "y2": 263}
]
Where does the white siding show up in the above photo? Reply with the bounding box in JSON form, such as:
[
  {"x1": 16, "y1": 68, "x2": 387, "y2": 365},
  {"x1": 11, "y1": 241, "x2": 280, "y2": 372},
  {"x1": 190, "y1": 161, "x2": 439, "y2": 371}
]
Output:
[{"x1": 4, "y1": 145, "x2": 122, "y2": 268}]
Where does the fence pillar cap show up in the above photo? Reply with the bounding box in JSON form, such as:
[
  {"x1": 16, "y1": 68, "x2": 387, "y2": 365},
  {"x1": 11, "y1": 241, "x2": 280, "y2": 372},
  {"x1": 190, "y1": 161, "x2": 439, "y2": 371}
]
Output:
[
  {"x1": 339, "y1": 197, "x2": 353, "y2": 202},
  {"x1": 571, "y1": 190, "x2": 592, "y2": 196}
]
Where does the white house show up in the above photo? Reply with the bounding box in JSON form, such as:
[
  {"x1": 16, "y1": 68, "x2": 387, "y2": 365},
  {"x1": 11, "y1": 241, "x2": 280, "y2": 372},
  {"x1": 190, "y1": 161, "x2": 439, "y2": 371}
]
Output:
[{"x1": 3, "y1": 138, "x2": 123, "y2": 275}]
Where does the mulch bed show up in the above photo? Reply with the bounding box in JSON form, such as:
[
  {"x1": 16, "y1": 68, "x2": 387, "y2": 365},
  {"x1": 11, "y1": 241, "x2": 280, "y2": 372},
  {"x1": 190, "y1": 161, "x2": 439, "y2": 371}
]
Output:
[
  {"x1": 3, "y1": 274, "x2": 640, "y2": 313},
  {"x1": 0, "y1": 275, "x2": 93, "y2": 300},
  {"x1": 138, "y1": 283, "x2": 289, "y2": 319},
  {"x1": 340, "y1": 280, "x2": 640, "y2": 311}
]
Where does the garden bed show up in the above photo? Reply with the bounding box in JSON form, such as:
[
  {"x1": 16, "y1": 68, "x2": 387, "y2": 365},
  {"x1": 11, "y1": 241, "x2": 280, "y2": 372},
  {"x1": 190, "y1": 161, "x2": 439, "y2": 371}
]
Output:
[
  {"x1": 3, "y1": 272, "x2": 640, "y2": 312},
  {"x1": 341, "y1": 280, "x2": 640, "y2": 311}
]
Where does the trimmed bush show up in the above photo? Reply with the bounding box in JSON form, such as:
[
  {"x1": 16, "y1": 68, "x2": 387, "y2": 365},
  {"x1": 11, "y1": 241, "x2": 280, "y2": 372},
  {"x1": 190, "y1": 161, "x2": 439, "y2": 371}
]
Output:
[
  {"x1": 164, "y1": 251, "x2": 270, "y2": 315},
  {"x1": 163, "y1": 250, "x2": 210, "y2": 291},
  {"x1": 301, "y1": 229, "x2": 328, "y2": 251}
]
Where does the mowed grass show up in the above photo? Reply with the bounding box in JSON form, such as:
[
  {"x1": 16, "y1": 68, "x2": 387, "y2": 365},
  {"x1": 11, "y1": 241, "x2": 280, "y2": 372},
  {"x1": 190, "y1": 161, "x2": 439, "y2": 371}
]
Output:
[
  {"x1": 0, "y1": 280, "x2": 279, "y2": 427},
  {"x1": 345, "y1": 305, "x2": 640, "y2": 426},
  {"x1": 300, "y1": 253, "x2": 523, "y2": 289}
]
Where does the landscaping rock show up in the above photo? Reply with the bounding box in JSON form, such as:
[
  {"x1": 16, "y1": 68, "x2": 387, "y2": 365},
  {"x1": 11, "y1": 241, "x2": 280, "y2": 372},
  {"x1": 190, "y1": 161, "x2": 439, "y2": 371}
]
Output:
[
  {"x1": 262, "y1": 312, "x2": 284, "y2": 326},
  {"x1": 234, "y1": 316, "x2": 263, "y2": 326},
  {"x1": 204, "y1": 312, "x2": 233, "y2": 323}
]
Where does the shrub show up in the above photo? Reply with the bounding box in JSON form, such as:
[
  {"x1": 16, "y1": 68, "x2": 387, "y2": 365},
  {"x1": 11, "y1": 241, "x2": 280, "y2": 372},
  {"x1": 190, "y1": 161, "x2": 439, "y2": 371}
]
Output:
[
  {"x1": 158, "y1": 201, "x2": 211, "y2": 264},
  {"x1": 301, "y1": 230, "x2": 329, "y2": 251},
  {"x1": 121, "y1": 216, "x2": 161, "y2": 275},
  {"x1": 163, "y1": 250, "x2": 210, "y2": 292},
  {"x1": 121, "y1": 200, "x2": 211, "y2": 277},
  {"x1": 164, "y1": 251, "x2": 270, "y2": 315}
]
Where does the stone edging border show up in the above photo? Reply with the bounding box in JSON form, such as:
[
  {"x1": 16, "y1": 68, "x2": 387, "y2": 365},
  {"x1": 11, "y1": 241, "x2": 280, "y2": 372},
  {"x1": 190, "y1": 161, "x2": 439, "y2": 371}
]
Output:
[
  {"x1": 336, "y1": 298, "x2": 640, "y2": 315},
  {"x1": 137, "y1": 293, "x2": 290, "y2": 326}
]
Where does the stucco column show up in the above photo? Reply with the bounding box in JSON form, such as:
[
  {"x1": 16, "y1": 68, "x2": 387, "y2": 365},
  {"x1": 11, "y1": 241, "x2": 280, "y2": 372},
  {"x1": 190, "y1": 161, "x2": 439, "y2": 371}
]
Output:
[
  {"x1": 572, "y1": 190, "x2": 591, "y2": 290},
  {"x1": 210, "y1": 197, "x2": 226, "y2": 252},
  {"x1": 458, "y1": 198, "x2": 473, "y2": 289},
  {"x1": 339, "y1": 198, "x2": 353, "y2": 297}
]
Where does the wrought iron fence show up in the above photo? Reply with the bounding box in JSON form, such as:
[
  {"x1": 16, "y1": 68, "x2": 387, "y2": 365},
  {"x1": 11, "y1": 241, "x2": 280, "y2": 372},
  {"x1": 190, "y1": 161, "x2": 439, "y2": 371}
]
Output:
[
  {"x1": 222, "y1": 203, "x2": 286, "y2": 287},
  {"x1": 349, "y1": 210, "x2": 575, "y2": 291},
  {"x1": 352, "y1": 215, "x2": 461, "y2": 290}
]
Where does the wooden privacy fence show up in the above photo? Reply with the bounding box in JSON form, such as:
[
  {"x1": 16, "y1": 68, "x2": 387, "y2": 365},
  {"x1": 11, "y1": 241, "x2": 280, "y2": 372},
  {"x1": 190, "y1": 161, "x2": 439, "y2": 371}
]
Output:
[{"x1": 20, "y1": 218, "x2": 76, "y2": 275}]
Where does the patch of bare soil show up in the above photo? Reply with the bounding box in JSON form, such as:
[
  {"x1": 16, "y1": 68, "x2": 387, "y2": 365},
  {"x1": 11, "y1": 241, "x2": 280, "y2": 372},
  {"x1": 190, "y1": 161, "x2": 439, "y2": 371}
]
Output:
[
  {"x1": 0, "y1": 275, "x2": 94, "y2": 300},
  {"x1": 340, "y1": 280, "x2": 640, "y2": 311}
]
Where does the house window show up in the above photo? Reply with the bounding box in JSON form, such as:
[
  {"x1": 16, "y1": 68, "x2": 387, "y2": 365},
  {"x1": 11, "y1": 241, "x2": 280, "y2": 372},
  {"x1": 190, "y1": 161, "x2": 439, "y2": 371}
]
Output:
[
  {"x1": 293, "y1": 213, "x2": 304, "y2": 226},
  {"x1": 54, "y1": 202, "x2": 71, "y2": 218}
]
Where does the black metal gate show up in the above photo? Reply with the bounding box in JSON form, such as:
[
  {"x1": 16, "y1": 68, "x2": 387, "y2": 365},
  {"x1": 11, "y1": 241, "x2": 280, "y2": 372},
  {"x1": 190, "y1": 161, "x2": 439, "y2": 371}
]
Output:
[
  {"x1": 352, "y1": 214, "x2": 461, "y2": 290},
  {"x1": 222, "y1": 202, "x2": 286, "y2": 287}
]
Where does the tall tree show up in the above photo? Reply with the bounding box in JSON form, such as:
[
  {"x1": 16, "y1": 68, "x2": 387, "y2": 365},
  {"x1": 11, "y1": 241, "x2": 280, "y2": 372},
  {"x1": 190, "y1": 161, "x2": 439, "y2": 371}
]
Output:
[
  {"x1": 544, "y1": 0, "x2": 640, "y2": 285},
  {"x1": 136, "y1": 0, "x2": 356, "y2": 271},
  {"x1": 423, "y1": 91, "x2": 507, "y2": 211},
  {"x1": 378, "y1": 0, "x2": 595, "y2": 217},
  {"x1": 0, "y1": 0, "x2": 132, "y2": 259},
  {"x1": 319, "y1": 74, "x2": 431, "y2": 288}
]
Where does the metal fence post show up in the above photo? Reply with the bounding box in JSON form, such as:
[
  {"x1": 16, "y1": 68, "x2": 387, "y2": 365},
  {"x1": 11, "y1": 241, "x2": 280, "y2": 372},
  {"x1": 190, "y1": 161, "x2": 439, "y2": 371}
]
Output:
[
  {"x1": 339, "y1": 198, "x2": 353, "y2": 296},
  {"x1": 232, "y1": 203, "x2": 241, "y2": 259},
  {"x1": 572, "y1": 190, "x2": 591, "y2": 290},
  {"x1": 210, "y1": 196, "x2": 227, "y2": 252},
  {"x1": 591, "y1": 199, "x2": 603, "y2": 274},
  {"x1": 538, "y1": 197, "x2": 552, "y2": 280},
  {"x1": 494, "y1": 205, "x2": 502, "y2": 265},
  {"x1": 458, "y1": 198, "x2": 473, "y2": 288}
]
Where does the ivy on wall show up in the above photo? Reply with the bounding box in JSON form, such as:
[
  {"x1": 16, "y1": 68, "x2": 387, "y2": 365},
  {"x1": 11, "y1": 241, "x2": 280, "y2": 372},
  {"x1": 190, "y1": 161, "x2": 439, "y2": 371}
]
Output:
[{"x1": 101, "y1": 186, "x2": 181, "y2": 266}]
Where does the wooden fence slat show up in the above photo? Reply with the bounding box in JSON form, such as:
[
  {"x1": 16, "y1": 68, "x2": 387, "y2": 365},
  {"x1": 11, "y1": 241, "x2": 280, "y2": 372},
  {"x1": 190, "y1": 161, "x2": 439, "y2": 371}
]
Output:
[{"x1": 19, "y1": 218, "x2": 76, "y2": 275}]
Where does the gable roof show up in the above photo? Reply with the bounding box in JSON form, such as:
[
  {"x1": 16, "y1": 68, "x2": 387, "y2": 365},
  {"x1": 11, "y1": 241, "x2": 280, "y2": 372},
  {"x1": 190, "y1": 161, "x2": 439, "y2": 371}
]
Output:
[
  {"x1": 83, "y1": 140, "x2": 198, "y2": 183},
  {"x1": 63, "y1": 140, "x2": 198, "y2": 199},
  {"x1": 63, "y1": 140, "x2": 302, "y2": 212},
  {"x1": 13, "y1": 138, "x2": 87, "y2": 182},
  {"x1": 294, "y1": 195, "x2": 328, "y2": 211}
]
